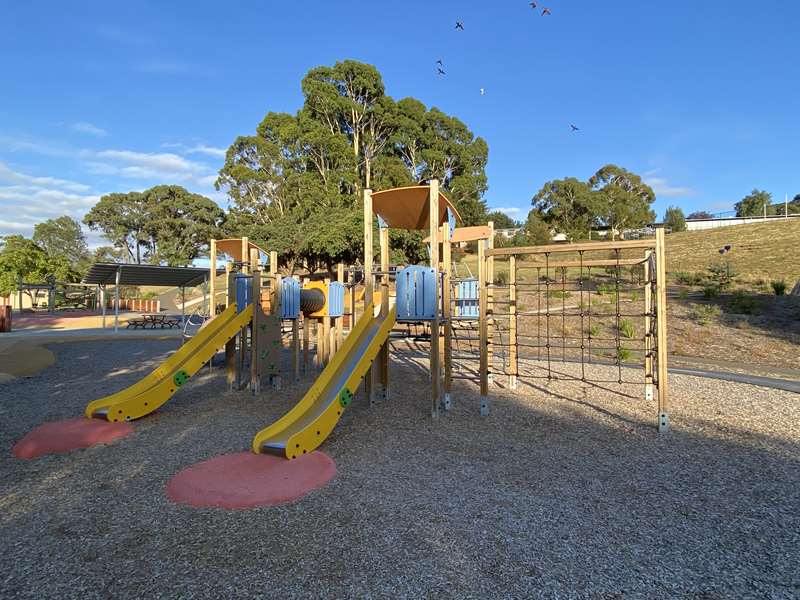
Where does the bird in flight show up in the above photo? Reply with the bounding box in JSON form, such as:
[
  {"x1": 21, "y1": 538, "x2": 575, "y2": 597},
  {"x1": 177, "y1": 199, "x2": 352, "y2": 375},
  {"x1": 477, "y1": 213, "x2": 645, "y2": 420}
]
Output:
[
  {"x1": 437, "y1": 67, "x2": 446, "y2": 76},
  {"x1": 542, "y1": 7, "x2": 551, "y2": 16},
  {"x1": 570, "y1": 124, "x2": 579, "y2": 131},
  {"x1": 455, "y1": 21, "x2": 464, "y2": 30},
  {"x1": 529, "y1": 1, "x2": 537, "y2": 9},
  {"x1": 436, "y1": 58, "x2": 443, "y2": 66},
  {"x1": 480, "y1": 88, "x2": 486, "y2": 95}
]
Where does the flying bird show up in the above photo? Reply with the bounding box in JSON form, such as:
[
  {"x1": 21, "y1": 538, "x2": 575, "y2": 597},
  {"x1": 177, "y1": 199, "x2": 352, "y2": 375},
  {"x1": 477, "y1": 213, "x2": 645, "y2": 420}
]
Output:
[
  {"x1": 436, "y1": 58, "x2": 443, "y2": 66},
  {"x1": 480, "y1": 88, "x2": 486, "y2": 95},
  {"x1": 541, "y1": 7, "x2": 551, "y2": 15},
  {"x1": 437, "y1": 67, "x2": 446, "y2": 75},
  {"x1": 455, "y1": 21, "x2": 464, "y2": 30},
  {"x1": 570, "y1": 124, "x2": 579, "y2": 131},
  {"x1": 529, "y1": 1, "x2": 537, "y2": 9}
]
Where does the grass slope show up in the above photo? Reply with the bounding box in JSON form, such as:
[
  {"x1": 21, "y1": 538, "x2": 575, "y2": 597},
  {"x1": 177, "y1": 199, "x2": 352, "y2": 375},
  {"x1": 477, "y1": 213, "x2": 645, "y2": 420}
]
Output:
[{"x1": 666, "y1": 218, "x2": 800, "y2": 284}]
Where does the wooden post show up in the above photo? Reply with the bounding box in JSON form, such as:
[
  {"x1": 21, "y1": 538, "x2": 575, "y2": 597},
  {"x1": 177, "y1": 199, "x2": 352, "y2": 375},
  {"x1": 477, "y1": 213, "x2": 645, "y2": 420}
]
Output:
[
  {"x1": 379, "y1": 226, "x2": 390, "y2": 399},
  {"x1": 363, "y1": 188, "x2": 375, "y2": 404},
  {"x1": 643, "y1": 249, "x2": 654, "y2": 403},
  {"x1": 478, "y1": 237, "x2": 489, "y2": 415},
  {"x1": 442, "y1": 221, "x2": 453, "y2": 409},
  {"x1": 271, "y1": 254, "x2": 282, "y2": 390},
  {"x1": 655, "y1": 228, "x2": 669, "y2": 432},
  {"x1": 225, "y1": 270, "x2": 237, "y2": 392},
  {"x1": 487, "y1": 220, "x2": 495, "y2": 384},
  {"x1": 249, "y1": 248, "x2": 261, "y2": 394},
  {"x1": 336, "y1": 263, "x2": 344, "y2": 351},
  {"x1": 429, "y1": 180, "x2": 441, "y2": 417},
  {"x1": 209, "y1": 239, "x2": 217, "y2": 316},
  {"x1": 509, "y1": 254, "x2": 518, "y2": 389}
]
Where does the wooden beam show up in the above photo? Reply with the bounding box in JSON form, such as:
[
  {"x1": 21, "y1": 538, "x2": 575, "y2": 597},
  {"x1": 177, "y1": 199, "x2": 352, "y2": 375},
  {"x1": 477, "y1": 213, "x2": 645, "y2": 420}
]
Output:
[
  {"x1": 516, "y1": 257, "x2": 646, "y2": 270},
  {"x1": 429, "y1": 179, "x2": 440, "y2": 417},
  {"x1": 209, "y1": 239, "x2": 216, "y2": 316},
  {"x1": 478, "y1": 237, "x2": 489, "y2": 415},
  {"x1": 655, "y1": 228, "x2": 669, "y2": 432},
  {"x1": 363, "y1": 188, "x2": 375, "y2": 404},
  {"x1": 379, "y1": 226, "x2": 390, "y2": 399},
  {"x1": 442, "y1": 222, "x2": 453, "y2": 409},
  {"x1": 509, "y1": 254, "x2": 518, "y2": 389},
  {"x1": 487, "y1": 239, "x2": 657, "y2": 257}
]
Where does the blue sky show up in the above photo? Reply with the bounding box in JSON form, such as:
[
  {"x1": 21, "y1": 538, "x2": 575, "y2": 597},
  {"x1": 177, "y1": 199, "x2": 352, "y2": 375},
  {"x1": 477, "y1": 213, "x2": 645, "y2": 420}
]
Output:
[{"x1": 1, "y1": 0, "x2": 798, "y2": 243}]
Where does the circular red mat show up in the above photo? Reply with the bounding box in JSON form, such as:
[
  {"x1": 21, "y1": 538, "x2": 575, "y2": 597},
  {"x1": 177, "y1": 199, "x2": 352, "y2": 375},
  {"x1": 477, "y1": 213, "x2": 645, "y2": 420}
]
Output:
[
  {"x1": 12, "y1": 417, "x2": 133, "y2": 459},
  {"x1": 166, "y1": 451, "x2": 336, "y2": 509}
]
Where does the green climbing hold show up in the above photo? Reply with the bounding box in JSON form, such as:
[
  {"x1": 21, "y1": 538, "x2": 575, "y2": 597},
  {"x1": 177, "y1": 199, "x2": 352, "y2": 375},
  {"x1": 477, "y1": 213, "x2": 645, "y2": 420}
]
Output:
[
  {"x1": 261, "y1": 350, "x2": 269, "y2": 359},
  {"x1": 338, "y1": 387, "x2": 353, "y2": 408},
  {"x1": 173, "y1": 370, "x2": 190, "y2": 387},
  {"x1": 259, "y1": 324, "x2": 267, "y2": 332}
]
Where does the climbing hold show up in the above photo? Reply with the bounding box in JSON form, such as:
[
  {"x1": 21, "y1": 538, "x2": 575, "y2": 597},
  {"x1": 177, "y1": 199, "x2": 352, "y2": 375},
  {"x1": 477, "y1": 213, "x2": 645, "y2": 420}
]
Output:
[
  {"x1": 338, "y1": 387, "x2": 353, "y2": 408},
  {"x1": 261, "y1": 350, "x2": 269, "y2": 359},
  {"x1": 173, "y1": 370, "x2": 190, "y2": 387}
]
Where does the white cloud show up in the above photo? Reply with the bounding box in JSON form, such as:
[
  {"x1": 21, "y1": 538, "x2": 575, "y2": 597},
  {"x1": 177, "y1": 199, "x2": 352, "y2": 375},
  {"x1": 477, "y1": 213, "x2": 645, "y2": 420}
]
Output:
[
  {"x1": 71, "y1": 121, "x2": 108, "y2": 137},
  {"x1": 185, "y1": 145, "x2": 226, "y2": 158},
  {"x1": 645, "y1": 177, "x2": 695, "y2": 198},
  {"x1": 196, "y1": 175, "x2": 218, "y2": 187},
  {"x1": 96, "y1": 149, "x2": 207, "y2": 175},
  {"x1": 0, "y1": 162, "x2": 91, "y2": 193}
]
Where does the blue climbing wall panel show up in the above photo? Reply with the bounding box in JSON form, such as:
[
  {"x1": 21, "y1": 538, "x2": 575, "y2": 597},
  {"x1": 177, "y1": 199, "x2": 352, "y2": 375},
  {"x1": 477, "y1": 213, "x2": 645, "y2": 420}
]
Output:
[
  {"x1": 396, "y1": 265, "x2": 438, "y2": 321},
  {"x1": 328, "y1": 282, "x2": 344, "y2": 317},
  {"x1": 455, "y1": 279, "x2": 479, "y2": 319},
  {"x1": 280, "y1": 277, "x2": 301, "y2": 319},
  {"x1": 235, "y1": 275, "x2": 252, "y2": 314}
]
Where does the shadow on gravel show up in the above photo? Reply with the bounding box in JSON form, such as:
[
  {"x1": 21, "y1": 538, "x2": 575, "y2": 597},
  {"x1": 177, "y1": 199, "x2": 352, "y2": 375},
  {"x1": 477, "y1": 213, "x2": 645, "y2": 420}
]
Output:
[{"x1": 1, "y1": 340, "x2": 799, "y2": 598}]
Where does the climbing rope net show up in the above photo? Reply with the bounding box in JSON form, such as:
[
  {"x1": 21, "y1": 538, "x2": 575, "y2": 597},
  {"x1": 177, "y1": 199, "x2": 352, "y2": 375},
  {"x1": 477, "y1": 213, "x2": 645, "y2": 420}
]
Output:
[{"x1": 449, "y1": 234, "x2": 669, "y2": 429}]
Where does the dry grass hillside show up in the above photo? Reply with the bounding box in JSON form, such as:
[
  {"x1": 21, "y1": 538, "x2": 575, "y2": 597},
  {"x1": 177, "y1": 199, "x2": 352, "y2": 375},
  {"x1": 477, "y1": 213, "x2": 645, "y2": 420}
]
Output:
[{"x1": 666, "y1": 218, "x2": 800, "y2": 285}]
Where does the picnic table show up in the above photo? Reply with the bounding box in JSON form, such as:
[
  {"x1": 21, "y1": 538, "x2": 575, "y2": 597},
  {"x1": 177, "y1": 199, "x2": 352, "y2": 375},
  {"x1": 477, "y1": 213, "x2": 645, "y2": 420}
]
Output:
[{"x1": 126, "y1": 313, "x2": 183, "y2": 329}]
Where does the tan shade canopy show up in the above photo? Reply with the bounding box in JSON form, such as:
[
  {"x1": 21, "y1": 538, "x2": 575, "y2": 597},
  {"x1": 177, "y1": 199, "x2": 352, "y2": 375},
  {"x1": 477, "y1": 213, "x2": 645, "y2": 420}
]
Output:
[
  {"x1": 215, "y1": 239, "x2": 268, "y2": 262},
  {"x1": 370, "y1": 185, "x2": 462, "y2": 230}
]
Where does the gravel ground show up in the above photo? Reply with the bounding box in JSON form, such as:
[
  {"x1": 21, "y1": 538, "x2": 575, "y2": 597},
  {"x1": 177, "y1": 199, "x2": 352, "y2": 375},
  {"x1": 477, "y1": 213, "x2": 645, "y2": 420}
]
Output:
[{"x1": 1, "y1": 339, "x2": 799, "y2": 599}]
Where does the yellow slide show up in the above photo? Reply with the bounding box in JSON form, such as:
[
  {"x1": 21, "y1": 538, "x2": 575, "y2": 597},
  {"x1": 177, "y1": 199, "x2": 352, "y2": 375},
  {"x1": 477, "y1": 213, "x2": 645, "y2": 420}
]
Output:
[
  {"x1": 85, "y1": 303, "x2": 253, "y2": 422},
  {"x1": 253, "y1": 303, "x2": 396, "y2": 459}
]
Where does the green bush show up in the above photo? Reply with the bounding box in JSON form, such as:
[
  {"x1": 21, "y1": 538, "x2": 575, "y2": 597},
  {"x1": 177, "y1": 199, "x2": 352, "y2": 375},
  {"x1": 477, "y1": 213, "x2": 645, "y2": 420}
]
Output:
[
  {"x1": 618, "y1": 318, "x2": 636, "y2": 339},
  {"x1": 617, "y1": 347, "x2": 632, "y2": 362},
  {"x1": 588, "y1": 324, "x2": 601, "y2": 337},
  {"x1": 674, "y1": 271, "x2": 704, "y2": 286},
  {"x1": 678, "y1": 288, "x2": 689, "y2": 301},
  {"x1": 494, "y1": 271, "x2": 508, "y2": 286},
  {"x1": 707, "y1": 260, "x2": 737, "y2": 291},
  {"x1": 629, "y1": 290, "x2": 639, "y2": 302},
  {"x1": 702, "y1": 285, "x2": 719, "y2": 299},
  {"x1": 729, "y1": 292, "x2": 759, "y2": 315},
  {"x1": 689, "y1": 303, "x2": 720, "y2": 326},
  {"x1": 548, "y1": 290, "x2": 571, "y2": 299},
  {"x1": 771, "y1": 280, "x2": 787, "y2": 296}
]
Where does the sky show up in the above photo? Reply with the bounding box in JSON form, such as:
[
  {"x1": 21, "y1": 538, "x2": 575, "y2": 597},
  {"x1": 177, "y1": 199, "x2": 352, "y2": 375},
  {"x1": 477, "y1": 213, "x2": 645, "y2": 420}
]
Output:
[{"x1": 1, "y1": 0, "x2": 798, "y2": 244}]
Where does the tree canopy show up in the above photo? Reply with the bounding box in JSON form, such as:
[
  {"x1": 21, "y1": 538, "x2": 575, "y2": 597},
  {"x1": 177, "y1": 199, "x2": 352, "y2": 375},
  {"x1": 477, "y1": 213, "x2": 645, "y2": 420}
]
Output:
[
  {"x1": 529, "y1": 165, "x2": 656, "y2": 241},
  {"x1": 84, "y1": 186, "x2": 224, "y2": 266},
  {"x1": 686, "y1": 210, "x2": 714, "y2": 220},
  {"x1": 32, "y1": 216, "x2": 90, "y2": 273},
  {"x1": 0, "y1": 235, "x2": 73, "y2": 295},
  {"x1": 663, "y1": 206, "x2": 687, "y2": 232},
  {"x1": 734, "y1": 189, "x2": 773, "y2": 217},
  {"x1": 486, "y1": 210, "x2": 518, "y2": 230},
  {"x1": 217, "y1": 59, "x2": 489, "y2": 272}
]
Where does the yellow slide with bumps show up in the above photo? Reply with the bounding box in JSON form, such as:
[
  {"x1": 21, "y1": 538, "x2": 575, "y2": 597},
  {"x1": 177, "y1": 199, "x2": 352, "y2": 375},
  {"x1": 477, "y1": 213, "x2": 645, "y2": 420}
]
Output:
[
  {"x1": 253, "y1": 303, "x2": 396, "y2": 459},
  {"x1": 85, "y1": 303, "x2": 253, "y2": 422}
]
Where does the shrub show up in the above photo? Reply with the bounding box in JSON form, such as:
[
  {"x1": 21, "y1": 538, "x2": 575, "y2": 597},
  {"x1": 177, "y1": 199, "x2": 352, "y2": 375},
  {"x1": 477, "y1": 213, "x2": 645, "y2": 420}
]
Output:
[
  {"x1": 495, "y1": 271, "x2": 508, "y2": 286},
  {"x1": 771, "y1": 280, "x2": 787, "y2": 296},
  {"x1": 674, "y1": 271, "x2": 704, "y2": 286},
  {"x1": 548, "y1": 290, "x2": 571, "y2": 299},
  {"x1": 629, "y1": 290, "x2": 639, "y2": 302},
  {"x1": 678, "y1": 288, "x2": 689, "y2": 301},
  {"x1": 707, "y1": 261, "x2": 737, "y2": 291},
  {"x1": 729, "y1": 292, "x2": 759, "y2": 315},
  {"x1": 702, "y1": 285, "x2": 719, "y2": 299},
  {"x1": 689, "y1": 303, "x2": 720, "y2": 326},
  {"x1": 618, "y1": 318, "x2": 636, "y2": 339},
  {"x1": 617, "y1": 347, "x2": 632, "y2": 362},
  {"x1": 588, "y1": 324, "x2": 601, "y2": 337}
]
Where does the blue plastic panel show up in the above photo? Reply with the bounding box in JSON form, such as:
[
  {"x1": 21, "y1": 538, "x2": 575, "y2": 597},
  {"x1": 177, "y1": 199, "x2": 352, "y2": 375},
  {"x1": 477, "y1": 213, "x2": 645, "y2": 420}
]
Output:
[
  {"x1": 455, "y1": 279, "x2": 479, "y2": 319},
  {"x1": 235, "y1": 275, "x2": 252, "y2": 314},
  {"x1": 396, "y1": 265, "x2": 438, "y2": 321},
  {"x1": 328, "y1": 281, "x2": 344, "y2": 317},
  {"x1": 281, "y1": 277, "x2": 301, "y2": 319}
]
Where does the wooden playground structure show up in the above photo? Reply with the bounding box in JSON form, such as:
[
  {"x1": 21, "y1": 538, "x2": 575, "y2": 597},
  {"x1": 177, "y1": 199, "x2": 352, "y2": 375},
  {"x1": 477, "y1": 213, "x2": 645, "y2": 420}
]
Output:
[{"x1": 206, "y1": 179, "x2": 670, "y2": 438}]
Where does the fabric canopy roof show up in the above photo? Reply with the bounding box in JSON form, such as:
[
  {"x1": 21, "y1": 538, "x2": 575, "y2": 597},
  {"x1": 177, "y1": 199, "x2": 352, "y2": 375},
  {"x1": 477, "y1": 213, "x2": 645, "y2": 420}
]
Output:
[
  {"x1": 82, "y1": 263, "x2": 220, "y2": 288},
  {"x1": 370, "y1": 185, "x2": 462, "y2": 230},
  {"x1": 214, "y1": 238, "x2": 268, "y2": 262}
]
